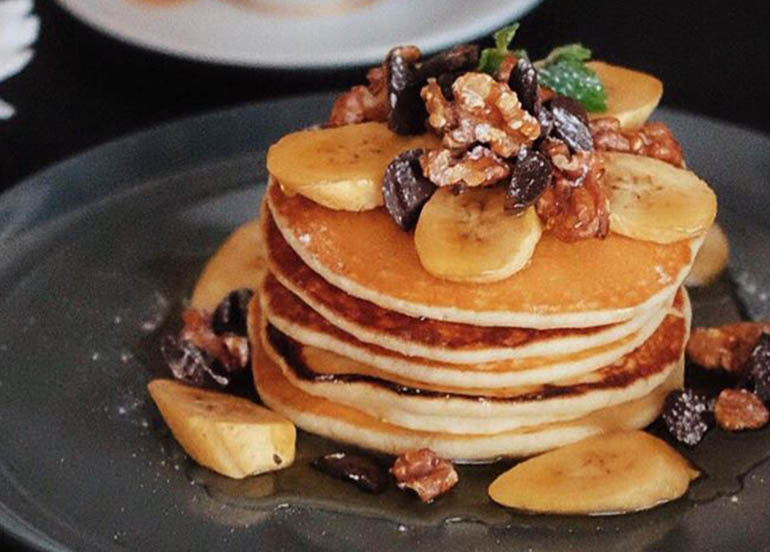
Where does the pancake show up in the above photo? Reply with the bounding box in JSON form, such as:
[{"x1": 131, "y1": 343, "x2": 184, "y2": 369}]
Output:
[
  {"x1": 249, "y1": 299, "x2": 684, "y2": 460},
  {"x1": 259, "y1": 289, "x2": 689, "y2": 434},
  {"x1": 262, "y1": 273, "x2": 681, "y2": 388},
  {"x1": 263, "y1": 213, "x2": 673, "y2": 363},
  {"x1": 266, "y1": 179, "x2": 700, "y2": 329}
]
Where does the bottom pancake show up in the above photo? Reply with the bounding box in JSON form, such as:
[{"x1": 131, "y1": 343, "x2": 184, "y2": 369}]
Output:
[{"x1": 249, "y1": 298, "x2": 684, "y2": 461}]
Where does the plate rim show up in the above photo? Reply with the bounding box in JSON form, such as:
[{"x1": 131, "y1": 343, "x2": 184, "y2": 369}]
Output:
[{"x1": 52, "y1": 0, "x2": 543, "y2": 68}]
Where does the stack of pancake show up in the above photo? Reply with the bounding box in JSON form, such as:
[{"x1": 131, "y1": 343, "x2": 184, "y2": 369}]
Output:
[{"x1": 250, "y1": 179, "x2": 700, "y2": 461}]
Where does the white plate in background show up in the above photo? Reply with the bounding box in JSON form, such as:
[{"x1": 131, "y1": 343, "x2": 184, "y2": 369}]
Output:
[{"x1": 55, "y1": 0, "x2": 542, "y2": 68}]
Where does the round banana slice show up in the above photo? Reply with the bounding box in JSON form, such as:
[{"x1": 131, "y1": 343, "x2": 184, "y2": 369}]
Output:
[
  {"x1": 685, "y1": 223, "x2": 730, "y2": 286},
  {"x1": 602, "y1": 152, "x2": 717, "y2": 244},
  {"x1": 414, "y1": 186, "x2": 542, "y2": 283},
  {"x1": 266, "y1": 122, "x2": 440, "y2": 211},
  {"x1": 488, "y1": 430, "x2": 699, "y2": 515},
  {"x1": 587, "y1": 61, "x2": 663, "y2": 129}
]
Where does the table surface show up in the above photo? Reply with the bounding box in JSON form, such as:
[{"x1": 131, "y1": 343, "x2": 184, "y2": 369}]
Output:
[{"x1": 0, "y1": 0, "x2": 768, "y2": 549}]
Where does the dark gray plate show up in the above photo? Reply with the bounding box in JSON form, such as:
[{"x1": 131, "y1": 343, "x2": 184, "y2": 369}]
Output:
[{"x1": 2, "y1": 94, "x2": 770, "y2": 552}]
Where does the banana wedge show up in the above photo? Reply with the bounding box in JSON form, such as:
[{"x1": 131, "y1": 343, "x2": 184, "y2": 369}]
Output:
[
  {"x1": 414, "y1": 186, "x2": 542, "y2": 283},
  {"x1": 191, "y1": 219, "x2": 266, "y2": 312},
  {"x1": 488, "y1": 431, "x2": 699, "y2": 515},
  {"x1": 266, "y1": 122, "x2": 440, "y2": 211},
  {"x1": 602, "y1": 152, "x2": 717, "y2": 244},
  {"x1": 587, "y1": 61, "x2": 663, "y2": 129},
  {"x1": 148, "y1": 379, "x2": 296, "y2": 479},
  {"x1": 685, "y1": 223, "x2": 729, "y2": 287}
]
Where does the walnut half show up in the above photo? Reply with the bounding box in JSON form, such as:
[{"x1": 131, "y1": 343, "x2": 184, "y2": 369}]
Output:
[{"x1": 391, "y1": 448, "x2": 458, "y2": 503}]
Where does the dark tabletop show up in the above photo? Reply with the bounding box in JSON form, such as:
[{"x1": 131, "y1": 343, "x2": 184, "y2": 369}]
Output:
[{"x1": 0, "y1": 0, "x2": 768, "y2": 549}]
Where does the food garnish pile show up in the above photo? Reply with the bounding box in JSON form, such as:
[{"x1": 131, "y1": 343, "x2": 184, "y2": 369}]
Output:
[{"x1": 145, "y1": 24, "x2": 770, "y2": 516}]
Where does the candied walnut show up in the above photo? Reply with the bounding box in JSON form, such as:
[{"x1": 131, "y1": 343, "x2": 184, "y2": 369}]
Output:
[
  {"x1": 422, "y1": 72, "x2": 540, "y2": 159},
  {"x1": 687, "y1": 322, "x2": 770, "y2": 373},
  {"x1": 535, "y1": 140, "x2": 609, "y2": 241},
  {"x1": 714, "y1": 389, "x2": 769, "y2": 431},
  {"x1": 328, "y1": 65, "x2": 389, "y2": 127},
  {"x1": 590, "y1": 117, "x2": 684, "y2": 167},
  {"x1": 180, "y1": 308, "x2": 248, "y2": 373},
  {"x1": 390, "y1": 448, "x2": 458, "y2": 503},
  {"x1": 422, "y1": 80, "x2": 456, "y2": 134},
  {"x1": 420, "y1": 145, "x2": 511, "y2": 188}
]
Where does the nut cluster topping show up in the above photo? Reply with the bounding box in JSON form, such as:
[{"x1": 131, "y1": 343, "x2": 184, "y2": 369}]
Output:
[
  {"x1": 714, "y1": 389, "x2": 769, "y2": 431},
  {"x1": 390, "y1": 448, "x2": 458, "y2": 503},
  {"x1": 591, "y1": 117, "x2": 684, "y2": 167},
  {"x1": 180, "y1": 309, "x2": 250, "y2": 372},
  {"x1": 534, "y1": 139, "x2": 609, "y2": 241},
  {"x1": 423, "y1": 72, "x2": 540, "y2": 163},
  {"x1": 328, "y1": 65, "x2": 389, "y2": 127},
  {"x1": 666, "y1": 325, "x2": 770, "y2": 445},
  {"x1": 420, "y1": 145, "x2": 510, "y2": 188},
  {"x1": 160, "y1": 289, "x2": 254, "y2": 388},
  {"x1": 686, "y1": 322, "x2": 770, "y2": 373}
]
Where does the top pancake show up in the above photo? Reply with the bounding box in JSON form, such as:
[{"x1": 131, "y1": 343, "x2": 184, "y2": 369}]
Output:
[{"x1": 266, "y1": 181, "x2": 699, "y2": 328}]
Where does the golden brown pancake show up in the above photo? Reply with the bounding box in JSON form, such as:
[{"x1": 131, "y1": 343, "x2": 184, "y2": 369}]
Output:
[
  {"x1": 266, "y1": 180, "x2": 698, "y2": 328},
  {"x1": 263, "y1": 215, "x2": 671, "y2": 362},
  {"x1": 259, "y1": 290, "x2": 688, "y2": 433},
  {"x1": 249, "y1": 298, "x2": 684, "y2": 460},
  {"x1": 262, "y1": 273, "x2": 682, "y2": 387}
]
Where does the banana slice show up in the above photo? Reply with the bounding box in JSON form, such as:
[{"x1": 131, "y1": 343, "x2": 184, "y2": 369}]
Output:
[
  {"x1": 148, "y1": 379, "x2": 296, "y2": 479},
  {"x1": 587, "y1": 61, "x2": 663, "y2": 129},
  {"x1": 488, "y1": 431, "x2": 699, "y2": 515},
  {"x1": 266, "y1": 122, "x2": 440, "y2": 211},
  {"x1": 191, "y1": 219, "x2": 266, "y2": 312},
  {"x1": 685, "y1": 223, "x2": 729, "y2": 286},
  {"x1": 414, "y1": 186, "x2": 542, "y2": 283},
  {"x1": 602, "y1": 152, "x2": 717, "y2": 244}
]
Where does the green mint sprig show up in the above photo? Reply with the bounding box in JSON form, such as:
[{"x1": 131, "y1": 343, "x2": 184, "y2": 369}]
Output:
[
  {"x1": 477, "y1": 25, "x2": 607, "y2": 112},
  {"x1": 477, "y1": 23, "x2": 528, "y2": 75},
  {"x1": 536, "y1": 43, "x2": 607, "y2": 112}
]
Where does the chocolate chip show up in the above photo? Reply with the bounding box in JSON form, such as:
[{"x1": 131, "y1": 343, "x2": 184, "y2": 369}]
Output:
[
  {"x1": 382, "y1": 149, "x2": 436, "y2": 230},
  {"x1": 745, "y1": 333, "x2": 770, "y2": 402},
  {"x1": 509, "y1": 57, "x2": 539, "y2": 115},
  {"x1": 505, "y1": 149, "x2": 552, "y2": 212},
  {"x1": 212, "y1": 288, "x2": 254, "y2": 337},
  {"x1": 387, "y1": 46, "x2": 426, "y2": 135},
  {"x1": 549, "y1": 96, "x2": 594, "y2": 152},
  {"x1": 416, "y1": 44, "x2": 479, "y2": 82},
  {"x1": 312, "y1": 452, "x2": 389, "y2": 494}
]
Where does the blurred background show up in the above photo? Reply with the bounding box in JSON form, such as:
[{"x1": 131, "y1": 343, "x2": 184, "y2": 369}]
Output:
[{"x1": 0, "y1": 0, "x2": 767, "y2": 191}]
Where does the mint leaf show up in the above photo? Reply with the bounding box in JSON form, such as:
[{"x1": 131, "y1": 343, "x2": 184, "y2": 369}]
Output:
[
  {"x1": 494, "y1": 23, "x2": 520, "y2": 51},
  {"x1": 478, "y1": 23, "x2": 520, "y2": 75},
  {"x1": 478, "y1": 49, "x2": 507, "y2": 75},
  {"x1": 538, "y1": 58, "x2": 607, "y2": 112},
  {"x1": 536, "y1": 43, "x2": 592, "y2": 67}
]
